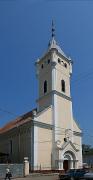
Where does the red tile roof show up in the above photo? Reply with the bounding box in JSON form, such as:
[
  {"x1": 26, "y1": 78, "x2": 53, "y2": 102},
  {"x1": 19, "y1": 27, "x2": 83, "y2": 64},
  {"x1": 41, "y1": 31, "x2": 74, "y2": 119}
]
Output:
[{"x1": 0, "y1": 109, "x2": 36, "y2": 134}]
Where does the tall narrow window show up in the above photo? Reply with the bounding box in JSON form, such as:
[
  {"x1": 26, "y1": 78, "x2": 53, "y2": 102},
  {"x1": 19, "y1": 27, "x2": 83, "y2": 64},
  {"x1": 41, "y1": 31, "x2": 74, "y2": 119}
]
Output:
[
  {"x1": 61, "y1": 80, "x2": 65, "y2": 92},
  {"x1": 10, "y1": 140, "x2": 12, "y2": 154},
  {"x1": 44, "y1": 80, "x2": 47, "y2": 94}
]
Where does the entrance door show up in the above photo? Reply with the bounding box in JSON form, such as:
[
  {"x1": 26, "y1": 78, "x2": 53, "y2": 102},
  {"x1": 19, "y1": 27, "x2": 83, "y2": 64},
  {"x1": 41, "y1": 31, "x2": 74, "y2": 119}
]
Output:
[{"x1": 63, "y1": 160, "x2": 69, "y2": 171}]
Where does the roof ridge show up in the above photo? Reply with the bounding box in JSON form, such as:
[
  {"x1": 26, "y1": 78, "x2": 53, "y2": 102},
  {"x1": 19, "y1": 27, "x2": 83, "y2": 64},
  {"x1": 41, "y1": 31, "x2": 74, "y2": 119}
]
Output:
[{"x1": 0, "y1": 108, "x2": 37, "y2": 134}]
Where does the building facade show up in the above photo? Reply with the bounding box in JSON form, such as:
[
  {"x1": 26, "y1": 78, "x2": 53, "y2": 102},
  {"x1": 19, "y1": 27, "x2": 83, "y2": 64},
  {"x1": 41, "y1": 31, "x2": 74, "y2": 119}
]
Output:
[{"x1": 0, "y1": 25, "x2": 82, "y2": 171}]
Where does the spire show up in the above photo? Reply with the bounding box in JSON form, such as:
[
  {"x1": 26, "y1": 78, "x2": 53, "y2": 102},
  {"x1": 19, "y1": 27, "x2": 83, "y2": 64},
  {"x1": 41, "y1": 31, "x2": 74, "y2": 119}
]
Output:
[
  {"x1": 48, "y1": 21, "x2": 67, "y2": 59},
  {"x1": 52, "y1": 20, "x2": 55, "y2": 39},
  {"x1": 48, "y1": 20, "x2": 56, "y2": 47}
]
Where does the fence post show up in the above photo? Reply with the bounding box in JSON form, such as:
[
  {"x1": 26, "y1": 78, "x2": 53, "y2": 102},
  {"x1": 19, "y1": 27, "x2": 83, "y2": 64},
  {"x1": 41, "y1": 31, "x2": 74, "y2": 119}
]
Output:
[{"x1": 23, "y1": 157, "x2": 29, "y2": 177}]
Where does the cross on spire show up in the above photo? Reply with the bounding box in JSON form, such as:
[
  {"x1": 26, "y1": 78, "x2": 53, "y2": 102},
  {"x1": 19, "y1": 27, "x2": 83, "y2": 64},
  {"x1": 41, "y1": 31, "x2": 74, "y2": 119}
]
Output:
[{"x1": 52, "y1": 20, "x2": 55, "y2": 38}]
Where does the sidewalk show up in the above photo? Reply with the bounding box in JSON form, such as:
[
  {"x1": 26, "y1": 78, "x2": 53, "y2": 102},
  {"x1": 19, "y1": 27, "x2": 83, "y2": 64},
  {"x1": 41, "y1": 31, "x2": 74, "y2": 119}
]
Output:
[{"x1": 12, "y1": 173, "x2": 59, "y2": 180}]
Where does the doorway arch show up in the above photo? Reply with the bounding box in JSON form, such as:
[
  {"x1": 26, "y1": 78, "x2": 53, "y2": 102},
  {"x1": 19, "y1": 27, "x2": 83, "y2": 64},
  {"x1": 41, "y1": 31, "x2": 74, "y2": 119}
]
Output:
[{"x1": 63, "y1": 151, "x2": 76, "y2": 171}]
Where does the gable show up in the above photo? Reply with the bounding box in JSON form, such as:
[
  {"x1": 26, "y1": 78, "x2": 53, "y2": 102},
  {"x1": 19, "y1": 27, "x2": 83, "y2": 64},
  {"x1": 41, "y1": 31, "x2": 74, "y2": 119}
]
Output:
[{"x1": 61, "y1": 141, "x2": 79, "y2": 152}]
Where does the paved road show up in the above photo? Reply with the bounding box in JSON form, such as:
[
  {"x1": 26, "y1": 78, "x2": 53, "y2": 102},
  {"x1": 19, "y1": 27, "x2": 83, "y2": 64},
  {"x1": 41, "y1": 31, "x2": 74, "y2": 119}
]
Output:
[
  {"x1": 13, "y1": 177, "x2": 85, "y2": 180},
  {"x1": 13, "y1": 174, "x2": 59, "y2": 180},
  {"x1": 0, "y1": 174, "x2": 87, "y2": 180}
]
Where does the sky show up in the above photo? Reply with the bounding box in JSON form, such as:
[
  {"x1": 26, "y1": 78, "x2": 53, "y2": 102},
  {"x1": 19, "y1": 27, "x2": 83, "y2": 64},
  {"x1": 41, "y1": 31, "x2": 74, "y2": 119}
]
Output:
[{"x1": 0, "y1": 0, "x2": 93, "y2": 145}]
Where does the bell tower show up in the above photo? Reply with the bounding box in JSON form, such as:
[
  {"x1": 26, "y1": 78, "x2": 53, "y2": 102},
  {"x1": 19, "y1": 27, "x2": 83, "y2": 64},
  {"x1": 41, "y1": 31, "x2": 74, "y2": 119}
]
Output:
[
  {"x1": 35, "y1": 22, "x2": 82, "y2": 170},
  {"x1": 36, "y1": 22, "x2": 73, "y2": 142}
]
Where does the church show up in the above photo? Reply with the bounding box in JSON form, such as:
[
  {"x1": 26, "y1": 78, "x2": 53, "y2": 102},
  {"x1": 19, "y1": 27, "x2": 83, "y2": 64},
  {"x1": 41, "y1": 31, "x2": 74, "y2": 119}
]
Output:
[{"x1": 0, "y1": 23, "x2": 82, "y2": 171}]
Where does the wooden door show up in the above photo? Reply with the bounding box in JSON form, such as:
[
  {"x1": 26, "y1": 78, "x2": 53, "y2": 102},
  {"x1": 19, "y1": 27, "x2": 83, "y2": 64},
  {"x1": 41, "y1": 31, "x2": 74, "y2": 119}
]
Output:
[{"x1": 63, "y1": 160, "x2": 69, "y2": 171}]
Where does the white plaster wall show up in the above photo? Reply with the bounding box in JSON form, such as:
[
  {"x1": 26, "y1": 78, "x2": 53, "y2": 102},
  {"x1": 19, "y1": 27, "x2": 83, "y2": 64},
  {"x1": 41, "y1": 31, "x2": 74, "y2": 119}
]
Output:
[
  {"x1": 38, "y1": 54, "x2": 52, "y2": 98},
  {"x1": 74, "y1": 135, "x2": 82, "y2": 168},
  {"x1": 36, "y1": 127, "x2": 52, "y2": 170},
  {"x1": 37, "y1": 106, "x2": 52, "y2": 124},
  {"x1": 37, "y1": 95, "x2": 52, "y2": 112}
]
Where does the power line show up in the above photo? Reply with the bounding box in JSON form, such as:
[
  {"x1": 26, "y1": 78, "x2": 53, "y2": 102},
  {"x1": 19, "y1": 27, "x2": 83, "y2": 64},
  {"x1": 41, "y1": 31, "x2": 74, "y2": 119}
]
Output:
[
  {"x1": 0, "y1": 106, "x2": 93, "y2": 145},
  {"x1": 0, "y1": 107, "x2": 17, "y2": 117},
  {"x1": 72, "y1": 70, "x2": 93, "y2": 84},
  {"x1": 0, "y1": 68, "x2": 93, "y2": 117},
  {"x1": 0, "y1": 69, "x2": 93, "y2": 145}
]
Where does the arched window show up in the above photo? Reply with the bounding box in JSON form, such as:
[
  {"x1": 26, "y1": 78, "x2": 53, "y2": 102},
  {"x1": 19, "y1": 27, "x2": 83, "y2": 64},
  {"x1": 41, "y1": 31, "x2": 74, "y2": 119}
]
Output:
[
  {"x1": 48, "y1": 59, "x2": 50, "y2": 64},
  {"x1": 41, "y1": 64, "x2": 44, "y2": 69},
  {"x1": 44, "y1": 80, "x2": 47, "y2": 94},
  {"x1": 61, "y1": 80, "x2": 65, "y2": 92},
  {"x1": 64, "y1": 63, "x2": 67, "y2": 68}
]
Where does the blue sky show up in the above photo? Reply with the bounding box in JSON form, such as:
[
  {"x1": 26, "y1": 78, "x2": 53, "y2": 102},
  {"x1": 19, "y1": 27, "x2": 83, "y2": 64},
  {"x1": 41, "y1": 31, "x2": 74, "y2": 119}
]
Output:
[{"x1": 0, "y1": 0, "x2": 93, "y2": 145}]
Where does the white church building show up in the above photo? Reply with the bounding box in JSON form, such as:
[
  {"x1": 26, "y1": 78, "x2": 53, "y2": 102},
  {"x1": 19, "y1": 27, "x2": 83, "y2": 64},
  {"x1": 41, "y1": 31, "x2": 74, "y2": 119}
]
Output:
[{"x1": 0, "y1": 23, "x2": 82, "y2": 171}]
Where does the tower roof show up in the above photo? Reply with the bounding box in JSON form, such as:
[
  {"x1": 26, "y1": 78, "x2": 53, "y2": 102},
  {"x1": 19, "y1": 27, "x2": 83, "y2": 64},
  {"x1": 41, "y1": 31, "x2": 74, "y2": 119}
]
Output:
[
  {"x1": 48, "y1": 36, "x2": 67, "y2": 58},
  {"x1": 47, "y1": 21, "x2": 69, "y2": 59},
  {"x1": 36, "y1": 21, "x2": 72, "y2": 63}
]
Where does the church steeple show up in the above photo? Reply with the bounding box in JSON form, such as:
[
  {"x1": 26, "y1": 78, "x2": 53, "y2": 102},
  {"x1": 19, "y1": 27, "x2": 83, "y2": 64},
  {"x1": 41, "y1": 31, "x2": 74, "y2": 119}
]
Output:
[
  {"x1": 52, "y1": 20, "x2": 55, "y2": 38},
  {"x1": 35, "y1": 22, "x2": 82, "y2": 171},
  {"x1": 48, "y1": 21, "x2": 68, "y2": 59},
  {"x1": 48, "y1": 20, "x2": 57, "y2": 48},
  {"x1": 36, "y1": 22, "x2": 73, "y2": 111}
]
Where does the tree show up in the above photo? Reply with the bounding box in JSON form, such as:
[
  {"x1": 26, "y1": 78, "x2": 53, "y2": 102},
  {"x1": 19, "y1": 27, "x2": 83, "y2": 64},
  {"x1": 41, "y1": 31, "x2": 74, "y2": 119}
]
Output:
[{"x1": 82, "y1": 144, "x2": 93, "y2": 155}]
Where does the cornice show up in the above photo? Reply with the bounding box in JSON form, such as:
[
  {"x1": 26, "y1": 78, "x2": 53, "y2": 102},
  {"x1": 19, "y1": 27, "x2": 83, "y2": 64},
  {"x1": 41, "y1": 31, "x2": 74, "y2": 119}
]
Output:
[
  {"x1": 37, "y1": 90, "x2": 72, "y2": 102},
  {"x1": 73, "y1": 131, "x2": 82, "y2": 137},
  {"x1": 31, "y1": 120, "x2": 53, "y2": 130}
]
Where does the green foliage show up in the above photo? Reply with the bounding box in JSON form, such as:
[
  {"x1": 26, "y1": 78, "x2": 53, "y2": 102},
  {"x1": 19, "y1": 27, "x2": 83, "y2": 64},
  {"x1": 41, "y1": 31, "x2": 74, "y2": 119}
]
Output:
[{"x1": 82, "y1": 144, "x2": 93, "y2": 155}]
